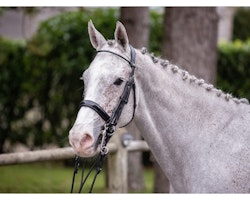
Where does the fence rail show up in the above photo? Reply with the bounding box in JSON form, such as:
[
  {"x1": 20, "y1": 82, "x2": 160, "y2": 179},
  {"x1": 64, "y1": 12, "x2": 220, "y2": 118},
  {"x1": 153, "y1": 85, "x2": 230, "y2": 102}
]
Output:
[
  {"x1": 0, "y1": 132, "x2": 150, "y2": 193},
  {"x1": 0, "y1": 143, "x2": 118, "y2": 165},
  {"x1": 0, "y1": 140, "x2": 148, "y2": 165}
]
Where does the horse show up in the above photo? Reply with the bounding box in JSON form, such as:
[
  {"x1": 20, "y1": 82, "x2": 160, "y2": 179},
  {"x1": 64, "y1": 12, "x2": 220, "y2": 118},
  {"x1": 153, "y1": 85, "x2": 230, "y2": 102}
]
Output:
[{"x1": 69, "y1": 20, "x2": 250, "y2": 193}]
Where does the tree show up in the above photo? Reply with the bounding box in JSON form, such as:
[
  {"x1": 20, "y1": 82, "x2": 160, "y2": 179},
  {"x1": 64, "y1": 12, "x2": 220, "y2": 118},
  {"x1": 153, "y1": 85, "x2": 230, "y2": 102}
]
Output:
[
  {"x1": 119, "y1": 7, "x2": 149, "y2": 191},
  {"x1": 120, "y1": 7, "x2": 149, "y2": 48},
  {"x1": 162, "y1": 7, "x2": 218, "y2": 84}
]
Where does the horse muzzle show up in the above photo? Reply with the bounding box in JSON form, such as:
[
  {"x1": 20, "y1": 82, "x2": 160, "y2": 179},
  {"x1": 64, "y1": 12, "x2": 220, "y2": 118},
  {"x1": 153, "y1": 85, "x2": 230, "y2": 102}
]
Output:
[{"x1": 69, "y1": 124, "x2": 99, "y2": 157}]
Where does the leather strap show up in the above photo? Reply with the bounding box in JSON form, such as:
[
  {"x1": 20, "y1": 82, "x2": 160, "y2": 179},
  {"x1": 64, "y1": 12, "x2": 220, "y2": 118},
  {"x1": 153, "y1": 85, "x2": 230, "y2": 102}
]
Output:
[{"x1": 79, "y1": 100, "x2": 110, "y2": 122}]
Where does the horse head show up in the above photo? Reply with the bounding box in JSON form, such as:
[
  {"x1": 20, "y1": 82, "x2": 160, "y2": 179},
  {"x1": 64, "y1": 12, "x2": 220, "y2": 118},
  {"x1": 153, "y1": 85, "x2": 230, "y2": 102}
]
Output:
[{"x1": 69, "y1": 20, "x2": 137, "y2": 157}]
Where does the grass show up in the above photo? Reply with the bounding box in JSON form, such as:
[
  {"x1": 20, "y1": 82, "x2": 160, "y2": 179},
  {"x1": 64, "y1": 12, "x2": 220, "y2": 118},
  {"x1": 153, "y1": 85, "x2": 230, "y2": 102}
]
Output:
[{"x1": 0, "y1": 160, "x2": 154, "y2": 193}]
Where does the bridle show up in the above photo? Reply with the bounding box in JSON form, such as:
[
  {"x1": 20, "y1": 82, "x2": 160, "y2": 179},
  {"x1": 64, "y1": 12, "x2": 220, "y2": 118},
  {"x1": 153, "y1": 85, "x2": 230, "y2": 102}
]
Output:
[
  {"x1": 70, "y1": 45, "x2": 136, "y2": 193},
  {"x1": 80, "y1": 45, "x2": 136, "y2": 128}
]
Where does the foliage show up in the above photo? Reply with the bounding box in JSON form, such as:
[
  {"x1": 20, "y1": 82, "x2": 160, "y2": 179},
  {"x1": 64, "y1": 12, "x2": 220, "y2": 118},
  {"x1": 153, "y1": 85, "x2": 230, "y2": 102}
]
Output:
[
  {"x1": 0, "y1": 37, "x2": 28, "y2": 152},
  {"x1": 0, "y1": 8, "x2": 118, "y2": 151},
  {"x1": 217, "y1": 40, "x2": 250, "y2": 100},
  {"x1": 233, "y1": 7, "x2": 250, "y2": 41},
  {"x1": 148, "y1": 10, "x2": 163, "y2": 55},
  {"x1": 24, "y1": 8, "x2": 117, "y2": 147}
]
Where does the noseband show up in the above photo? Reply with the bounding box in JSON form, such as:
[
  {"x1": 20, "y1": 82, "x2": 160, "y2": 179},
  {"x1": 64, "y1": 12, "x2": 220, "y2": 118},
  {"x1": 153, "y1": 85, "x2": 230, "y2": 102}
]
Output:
[{"x1": 70, "y1": 45, "x2": 136, "y2": 193}]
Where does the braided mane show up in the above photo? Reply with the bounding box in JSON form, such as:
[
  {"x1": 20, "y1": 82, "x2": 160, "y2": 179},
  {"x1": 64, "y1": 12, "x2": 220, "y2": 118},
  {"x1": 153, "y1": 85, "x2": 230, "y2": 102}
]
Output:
[{"x1": 139, "y1": 47, "x2": 249, "y2": 105}]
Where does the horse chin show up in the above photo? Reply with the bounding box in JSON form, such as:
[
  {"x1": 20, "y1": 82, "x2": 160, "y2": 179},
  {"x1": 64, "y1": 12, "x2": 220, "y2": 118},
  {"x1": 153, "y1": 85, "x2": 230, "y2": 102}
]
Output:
[{"x1": 75, "y1": 147, "x2": 98, "y2": 158}]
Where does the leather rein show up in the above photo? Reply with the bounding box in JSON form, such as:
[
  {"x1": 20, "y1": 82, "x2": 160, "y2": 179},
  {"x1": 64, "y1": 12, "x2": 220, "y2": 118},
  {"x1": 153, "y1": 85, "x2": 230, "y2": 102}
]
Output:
[{"x1": 70, "y1": 45, "x2": 136, "y2": 193}]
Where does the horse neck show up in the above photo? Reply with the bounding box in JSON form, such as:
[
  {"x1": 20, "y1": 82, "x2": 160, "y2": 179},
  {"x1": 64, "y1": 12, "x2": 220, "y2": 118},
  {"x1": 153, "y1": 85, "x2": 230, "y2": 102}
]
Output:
[
  {"x1": 133, "y1": 49, "x2": 234, "y2": 132},
  {"x1": 128, "y1": 49, "x2": 247, "y2": 185}
]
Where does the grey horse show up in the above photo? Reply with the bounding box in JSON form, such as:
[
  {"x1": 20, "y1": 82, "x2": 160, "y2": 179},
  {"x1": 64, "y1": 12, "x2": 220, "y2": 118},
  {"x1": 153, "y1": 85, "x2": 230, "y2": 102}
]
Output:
[{"x1": 69, "y1": 20, "x2": 250, "y2": 193}]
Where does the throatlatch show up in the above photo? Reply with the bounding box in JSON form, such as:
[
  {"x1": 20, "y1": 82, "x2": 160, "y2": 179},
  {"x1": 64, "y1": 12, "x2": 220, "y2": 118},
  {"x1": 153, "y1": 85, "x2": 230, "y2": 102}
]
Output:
[{"x1": 70, "y1": 45, "x2": 136, "y2": 193}]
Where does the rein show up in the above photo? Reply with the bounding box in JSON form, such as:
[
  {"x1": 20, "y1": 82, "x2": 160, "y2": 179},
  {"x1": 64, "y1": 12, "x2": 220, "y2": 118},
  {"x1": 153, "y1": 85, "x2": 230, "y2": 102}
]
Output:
[{"x1": 70, "y1": 45, "x2": 136, "y2": 193}]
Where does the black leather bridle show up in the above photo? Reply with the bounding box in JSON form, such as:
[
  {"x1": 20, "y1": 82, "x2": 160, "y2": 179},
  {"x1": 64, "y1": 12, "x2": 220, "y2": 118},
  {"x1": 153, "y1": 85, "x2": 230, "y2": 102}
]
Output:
[
  {"x1": 80, "y1": 45, "x2": 136, "y2": 128},
  {"x1": 70, "y1": 45, "x2": 136, "y2": 193}
]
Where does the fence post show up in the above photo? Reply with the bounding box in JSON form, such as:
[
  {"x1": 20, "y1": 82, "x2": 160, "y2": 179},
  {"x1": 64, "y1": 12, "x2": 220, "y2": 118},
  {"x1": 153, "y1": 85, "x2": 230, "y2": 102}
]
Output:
[{"x1": 107, "y1": 128, "x2": 128, "y2": 193}]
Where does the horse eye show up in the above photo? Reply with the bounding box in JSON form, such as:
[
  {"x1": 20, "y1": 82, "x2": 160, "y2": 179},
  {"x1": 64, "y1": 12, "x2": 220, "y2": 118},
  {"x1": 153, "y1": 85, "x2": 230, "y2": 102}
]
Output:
[{"x1": 113, "y1": 78, "x2": 124, "y2": 86}]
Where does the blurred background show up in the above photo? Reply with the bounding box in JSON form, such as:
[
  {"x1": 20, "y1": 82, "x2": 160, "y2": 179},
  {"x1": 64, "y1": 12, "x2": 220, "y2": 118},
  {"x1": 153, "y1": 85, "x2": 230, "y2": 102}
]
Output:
[{"x1": 1, "y1": 7, "x2": 250, "y2": 193}]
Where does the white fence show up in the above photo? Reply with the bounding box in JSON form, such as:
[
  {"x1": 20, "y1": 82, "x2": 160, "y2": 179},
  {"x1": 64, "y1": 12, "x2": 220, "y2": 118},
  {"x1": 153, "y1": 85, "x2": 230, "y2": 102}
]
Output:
[{"x1": 0, "y1": 131, "x2": 149, "y2": 193}]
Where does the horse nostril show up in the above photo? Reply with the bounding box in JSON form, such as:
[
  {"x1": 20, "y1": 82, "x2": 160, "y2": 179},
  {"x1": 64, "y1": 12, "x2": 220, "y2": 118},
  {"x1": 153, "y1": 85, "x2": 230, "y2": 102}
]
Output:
[
  {"x1": 69, "y1": 130, "x2": 94, "y2": 150},
  {"x1": 80, "y1": 133, "x2": 94, "y2": 149}
]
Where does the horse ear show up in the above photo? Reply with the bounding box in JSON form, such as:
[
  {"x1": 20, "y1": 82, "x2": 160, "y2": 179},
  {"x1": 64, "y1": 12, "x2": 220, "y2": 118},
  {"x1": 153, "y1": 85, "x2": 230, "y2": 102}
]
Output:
[
  {"x1": 114, "y1": 21, "x2": 129, "y2": 49},
  {"x1": 88, "y1": 20, "x2": 106, "y2": 49}
]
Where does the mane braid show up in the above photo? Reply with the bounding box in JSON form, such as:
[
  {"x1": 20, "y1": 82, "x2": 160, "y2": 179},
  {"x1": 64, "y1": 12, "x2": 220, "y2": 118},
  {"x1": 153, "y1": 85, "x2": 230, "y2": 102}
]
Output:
[{"x1": 139, "y1": 47, "x2": 249, "y2": 105}]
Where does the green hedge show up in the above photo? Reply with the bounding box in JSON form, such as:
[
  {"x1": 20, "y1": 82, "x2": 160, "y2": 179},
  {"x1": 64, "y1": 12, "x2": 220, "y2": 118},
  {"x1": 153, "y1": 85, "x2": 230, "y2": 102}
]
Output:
[
  {"x1": 24, "y1": 9, "x2": 118, "y2": 147},
  {"x1": 0, "y1": 38, "x2": 28, "y2": 152},
  {"x1": 233, "y1": 8, "x2": 250, "y2": 41},
  {"x1": 217, "y1": 40, "x2": 250, "y2": 100},
  {"x1": 0, "y1": 8, "x2": 118, "y2": 151}
]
